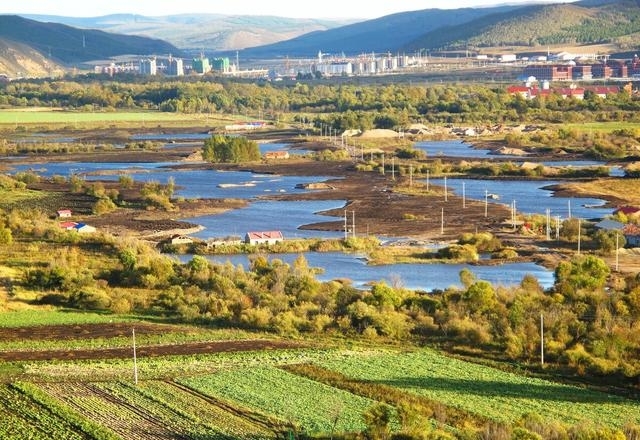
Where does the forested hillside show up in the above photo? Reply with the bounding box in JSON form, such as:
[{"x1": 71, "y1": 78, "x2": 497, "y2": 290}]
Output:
[
  {"x1": 405, "y1": 0, "x2": 640, "y2": 51},
  {"x1": 0, "y1": 15, "x2": 179, "y2": 64},
  {"x1": 238, "y1": 5, "x2": 521, "y2": 58}
]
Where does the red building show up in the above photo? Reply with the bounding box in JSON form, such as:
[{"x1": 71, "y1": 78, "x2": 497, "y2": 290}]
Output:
[{"x1": 523, "y1": 65, "x2": 572, "y2": 81}]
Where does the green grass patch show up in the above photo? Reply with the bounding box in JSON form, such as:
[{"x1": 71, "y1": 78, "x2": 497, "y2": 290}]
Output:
[
  {"x1": 564, "y1": 122, "x2": 640, "y2": 132},
  {"x1": 0, "y1": 188, "x2": 48, "y2": 205},
  {"x1": 0, "y1": 309, "x2": 130, "y2": 328},
  {"x1": 0, "y1": 110, "x2": 194, "y2": 125}
]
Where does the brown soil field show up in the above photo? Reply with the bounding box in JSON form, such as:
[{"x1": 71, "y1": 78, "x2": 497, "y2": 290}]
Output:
[
  {"x1": 0, "y1": 322, "x2": 179, "y2": 342},
  {"x1": 0, "y1": 320, "x2": 306, "y2": 361}
]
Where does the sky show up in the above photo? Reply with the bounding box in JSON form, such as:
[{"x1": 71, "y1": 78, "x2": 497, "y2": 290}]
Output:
[{"x1": 2, "y1": 0, "x2": 576, "y2": 20}]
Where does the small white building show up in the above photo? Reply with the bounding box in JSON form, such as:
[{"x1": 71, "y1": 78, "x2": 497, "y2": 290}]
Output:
[
  {"x1": 500, "y1": 54, "x2": 517, "y2": 63},
  {"x1": 170, "y1": 235, "x2": 194, "y2": 245},
  {"x1": 74, "y1": 223, "x2": 96, "y2": 234}
]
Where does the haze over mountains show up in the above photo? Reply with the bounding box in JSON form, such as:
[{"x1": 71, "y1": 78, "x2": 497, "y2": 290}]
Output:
[
  {"x1": 21, "y1": 14, "x2": 356, "y2": 52},
  {"x1": 0, "y1": 0, "x2": 638, "y2": 77}
]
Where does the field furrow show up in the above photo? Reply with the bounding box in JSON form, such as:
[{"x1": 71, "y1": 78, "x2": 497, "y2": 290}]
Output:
[
  {"x1": 39, "y1": 382, "x2": 179, "y2": 440},
  {"x1": 0, "y1": 384, "x2": 89, "y2": 440}
]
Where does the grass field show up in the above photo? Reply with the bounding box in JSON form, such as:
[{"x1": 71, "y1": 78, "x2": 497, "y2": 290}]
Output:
[
  {"x1": 560, "y1": 178, "x2": 640, "y2": 205},
  {"x1": 565, "y1": 122, "x2": 640, "y2": 132},
  {"x1": 0, "y1": 110, "x2": 195, "y2": 124}
]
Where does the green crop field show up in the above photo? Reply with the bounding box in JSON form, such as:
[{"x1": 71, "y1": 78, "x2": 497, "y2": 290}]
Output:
[
  {"x1": 181, "y1": 365, "x2": 395, "y2": 435},
  {"x1": 313, "y1": 349, "x2": 640, "y2": 428},
  {"x1": 0, "y1": 309, "x2": 132, "y2": 328},
  {"x1": 0, "y1": 341, "x2": 638, "y2": 437}
]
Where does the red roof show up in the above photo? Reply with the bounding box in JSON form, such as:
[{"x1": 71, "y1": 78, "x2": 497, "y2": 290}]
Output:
[
  {"x1": 623, "y1": 224, "x2": 640, "y2": 236},
  {"x1": 615, "y1": 206, "x2": 640, "y2": 215},
  {"x1": 246, "y1": 231, "x2": 283, "y2": 240},
  {"x1": 59, "y1": 221, "x2": 77, "y2": 229}
]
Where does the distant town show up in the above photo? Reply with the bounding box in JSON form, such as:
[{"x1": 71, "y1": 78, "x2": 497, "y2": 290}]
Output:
[{"x1": 92, "y1": 50, "x2": 640, "y2": 84}]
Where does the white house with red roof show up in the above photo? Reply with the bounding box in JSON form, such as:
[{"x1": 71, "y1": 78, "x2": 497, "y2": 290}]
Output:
[
  {"x1": 57, "y1": 209, "x2": 72, "y2": 218},
  {"x1": 245, "y1": 231, "x2": 284, "y2": 245}
]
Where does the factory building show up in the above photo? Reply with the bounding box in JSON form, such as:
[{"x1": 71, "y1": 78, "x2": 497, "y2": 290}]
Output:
[
  {"x1": 139, "y1": 58, "x2": 157, "y2": 75},
  {"x1": 167, "y1": 56, "x2": 184, "y2": 76},
  {"x1": 192, "y1": 56, "x2": 211, "y2": 74},
  {"x1": 211, "y1": 57, "x2": 230, "y2": 73}
]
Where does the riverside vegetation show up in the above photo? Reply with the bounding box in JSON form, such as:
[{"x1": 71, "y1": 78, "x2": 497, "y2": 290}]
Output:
[{"x1": 1, "y1": 74, "x2": 640, "y2": 439}]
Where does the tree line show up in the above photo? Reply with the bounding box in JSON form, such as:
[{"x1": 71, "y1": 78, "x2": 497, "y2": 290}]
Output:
[{"x1": 3, "y1": 77, "x2": 640, "y2": 128}]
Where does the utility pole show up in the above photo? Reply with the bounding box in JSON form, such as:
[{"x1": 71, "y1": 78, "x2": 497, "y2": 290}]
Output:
[
  {"x1": 352, "y1": 211, "x2": 356, "y2": 238},
  {"x1": 546, "y1": 208, "x2": 551, "y2": 240},
  {"x1": 462, "y1": 182, "x2": 466, "y2": 208},
  {"x1": 344, "y1": 210, "x2": 348, "y2": 240},
  {"x1": 484, "y1": 189, "x2": 488, "y2": 217},
  {"x1": 540, "y1": 314, "x2": 544, "y2": 366},
  {"x1": 441, "y1": 207, "x2": 444, "y2": 235},
  {"x1": 568, "y1": 200, "x2": 572, "y2": 219},
  {"x1": 132, "y1": 328, "x2": 138, "y2": 385},
  {"x1": 512, "y1": 200, "x2": 517, "y2": 230},
  {"x1": 392, "y1": 158, "x2": 395, "y2": 180},
  {"x1": 615, "y1": 232, "x2": 619, "y2": 272},
  {"x1": 444, "y1": 176, "x2": 448, "y2": 202}
]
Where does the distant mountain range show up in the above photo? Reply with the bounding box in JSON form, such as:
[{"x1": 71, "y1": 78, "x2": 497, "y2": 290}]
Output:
[
  {"x1": 234, "y1": 6, "x2": 524, "y2": 58},
  {"x1": 1, "y1": 0, "x2": 638, "y2": 78},
  {"x1": 21, "y1": 14, "x2": 355, "y2": 52},
  {"x1": 237, "y1": 0, "x2": 639, "y2": 58}
]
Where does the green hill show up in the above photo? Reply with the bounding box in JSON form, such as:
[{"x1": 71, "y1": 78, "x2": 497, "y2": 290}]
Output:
[
  {"x1": 404, "y1": 0, "x2": 640, "y2": 51},
  {"x1": 0, "y1": 15, "x2": 180, "y2": 64},
  {"x1": 237, "y1": 5, "x2": 522, "y2": 58}
]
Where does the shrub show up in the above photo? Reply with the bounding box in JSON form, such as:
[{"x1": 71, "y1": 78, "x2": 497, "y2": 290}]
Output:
[{"x1": 93, "y1": 197, "x2": 117, "y2": 215}]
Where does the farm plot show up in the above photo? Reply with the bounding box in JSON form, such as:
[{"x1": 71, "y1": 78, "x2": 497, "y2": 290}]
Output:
[
  {"x1": 38, "y1": 381, "x2": 178, "y2": 440},
  {"x1": 138, "y1": 380, "x2": 276, "y2": 439},
  {"x1": 20, "y1": 347, "x2": 340, "y2": 381},
  {"x1": 0, "y1": 383, "x2": 87, "y2": 439},
  {"x1": 181, "y1": 365, "x2": 396, "y2": 436},
  {"x1": 313, "y1": 349, "x2": 640, "y2": 428},
  {"x1": 40, "y1": 381, "x2": 276, "y2": 440},
  {"x1": 0, "y1": 318, "x2": 272, "y2": 352},
  {"x1": 37, "y1": 380, "x2": 275, "y2": 440}
]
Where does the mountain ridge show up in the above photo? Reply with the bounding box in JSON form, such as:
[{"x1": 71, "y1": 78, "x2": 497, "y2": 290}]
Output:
[
  {"x1": 21, "y1": 13, "x2": 356, "y2": 52},
  {"x1": 0, "y1": 15, "x2": 179, "y2": 65}
]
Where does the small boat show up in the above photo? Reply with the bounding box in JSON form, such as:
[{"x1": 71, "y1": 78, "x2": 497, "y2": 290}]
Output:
[
  {"x1": 487, "y1": 193, "x2": 500, "y2": 200},
  {"x1": 217, "y1": 182, "x2": 256, "y2": 188}
]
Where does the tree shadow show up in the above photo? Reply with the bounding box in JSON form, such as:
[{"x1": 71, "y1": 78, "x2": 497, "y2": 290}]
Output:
[{"x1": 376, "y1": 376, "x2": 629, "y2": 404}]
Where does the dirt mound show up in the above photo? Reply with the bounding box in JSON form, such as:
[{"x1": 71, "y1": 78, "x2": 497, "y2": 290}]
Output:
[{"x1": 359, "y1": 129, "x2": 400, "y2": 138}]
